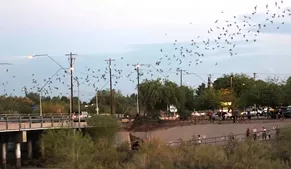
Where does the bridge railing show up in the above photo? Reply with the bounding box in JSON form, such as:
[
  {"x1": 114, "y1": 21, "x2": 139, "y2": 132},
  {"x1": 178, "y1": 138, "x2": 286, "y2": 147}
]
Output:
[{"x1": 0, "y1": 114, "x2": 86, "y2": 131}]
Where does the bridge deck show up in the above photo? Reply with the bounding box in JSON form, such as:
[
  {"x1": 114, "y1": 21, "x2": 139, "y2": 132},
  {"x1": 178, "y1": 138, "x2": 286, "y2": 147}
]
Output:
[{"x1": 0, "y1": 114, "x2": 88, "y2": 132}]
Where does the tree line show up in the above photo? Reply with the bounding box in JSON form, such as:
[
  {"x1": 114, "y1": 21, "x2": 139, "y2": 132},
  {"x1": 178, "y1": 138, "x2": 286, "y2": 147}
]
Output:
[
  {"x1": 0, "y1": 73, "x2": 291, "y2": 116},
  {"x1": 138, "y1": 74, "x2": 291, "y2": 118}
]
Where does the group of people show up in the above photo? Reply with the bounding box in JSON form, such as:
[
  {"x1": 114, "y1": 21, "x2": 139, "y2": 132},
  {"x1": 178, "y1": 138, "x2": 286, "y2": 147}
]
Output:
[
  {"x1": 245, "y1": 126, "x2": 280, "y2": 141},
  {"x1": 193, "y1": 125, "x2": 280, "y2": 145}
]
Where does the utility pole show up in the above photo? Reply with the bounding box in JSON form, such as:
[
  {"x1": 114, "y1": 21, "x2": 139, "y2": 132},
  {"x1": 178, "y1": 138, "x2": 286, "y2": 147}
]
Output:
[
  {"x1": 77, "y1": 80, "x2": 81, "y2": 129},
  {"x1": 105, "y1": 58, "x2": 115, "y2": 115},
  {"x1": 65, "y1": 52, "x2": 77, "y2": 120},
  {"x1": 96, "y1": 90, "x2": 99, "y2": 115},
  {"x1": 136, "y1": 65, "x2": 140, "y2": 115},
  {"x1": 179, "y1": 69, "x2": 186, "y2": 86},
  {"x1": 207, "y1": 74, "x2": 212, "y2": 88},
  {"x1": 22, "y1": 86, "x2": 28, "y2": 97},
  {"x1": 230, "y1": 74, "x2": 233, "y2": 91},
  {"x1": 230, "y1": 73, "x2": 236, "y2": 123},
  {"x1": 132, "y1": 63, "x2": 150, "y2": 115},
  {"x1": 253, "y1": 72, "x2": 257, "y2": 109},
  {"x1": 133, "y1": 63, "x2": 141, "y2": 115}
]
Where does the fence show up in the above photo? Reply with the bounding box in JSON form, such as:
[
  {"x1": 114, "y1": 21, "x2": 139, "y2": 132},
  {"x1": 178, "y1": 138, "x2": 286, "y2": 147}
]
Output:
[{"x1": 166, "y1": 129, "x2": 278, "y2": 147}]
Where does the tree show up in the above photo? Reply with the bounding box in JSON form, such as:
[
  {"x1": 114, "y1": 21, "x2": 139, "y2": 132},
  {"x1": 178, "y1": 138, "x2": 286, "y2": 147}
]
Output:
[
  {"x1": 139, "y1": 79, "x2": 163, "y2": 113},
  {"x1": 41, "y1": 129, "x2": 95, "y2": 169},
  {"x1": 281, "y1": 77, "x2": 291, "y2": 106},
  {"x1": 196, "y1": 88, "x2": 221, "y2": 110},
  {"x1": 87, "y1": 115, "x2": 120, "y2": 143},
  {"x1": 183, "y1": 86, "x2": 196, "y2": 111},
  {"x1": 196, "y1": 83, "x2": 206, "y2": 96},
  {"x1": 213, "y1": 74, "x2": 253, "y2": 98},
  {"x1": 139, "y1": 79, "x2": 181, "y2": 117}
]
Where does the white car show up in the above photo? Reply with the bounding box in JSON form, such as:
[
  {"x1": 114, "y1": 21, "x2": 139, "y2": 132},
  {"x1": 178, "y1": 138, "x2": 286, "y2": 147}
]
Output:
[
  {"x1": 241, "y1": 108, "x2": 262, "y2": 116},
  {"x1": 192, "y1": 112, "x2": 201, "y2": 117},
  {"x1": 224, "y1": 112, "x2": 233, "y2": 119}
]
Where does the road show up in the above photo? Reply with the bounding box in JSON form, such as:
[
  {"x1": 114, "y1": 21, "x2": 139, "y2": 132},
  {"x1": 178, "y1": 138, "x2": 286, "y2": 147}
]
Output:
[{"x1": 130, "y1": 119, "x2": 291, "y2": 144}]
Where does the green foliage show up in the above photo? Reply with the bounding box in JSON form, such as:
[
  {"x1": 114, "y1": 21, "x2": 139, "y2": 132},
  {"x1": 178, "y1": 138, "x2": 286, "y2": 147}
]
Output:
[
  {"x1": 2, "y1": 73, "x2": 291, "y2": 116},
  {"x1": 89, "y1": 90, "x2": 136, "y2": 115},
  {"x1": 139, "y1": 79, "x2": 195, "y2": 115},
  {"x1": 213, "y1": 74, "x2": 253, "y2": 98},
  {"x1": 196, "y1": 88, "x2": 221, "y2": 110},
  {"x1": 87, "y1": 115, "x2": 120, "y2": 142},
  {"x1": 41, "y1": 129, "x2": 95, "y2": 169}
]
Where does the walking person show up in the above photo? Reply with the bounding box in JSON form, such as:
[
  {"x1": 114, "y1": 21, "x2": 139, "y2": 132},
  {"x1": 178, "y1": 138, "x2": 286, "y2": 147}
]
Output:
[{"x1": 212, "y1": 113, "x2": 216, "y2": 123}]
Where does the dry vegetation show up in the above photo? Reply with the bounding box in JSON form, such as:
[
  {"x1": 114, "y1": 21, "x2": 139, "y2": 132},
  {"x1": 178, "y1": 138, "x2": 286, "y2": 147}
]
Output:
[{"x1": 40, "y1": 116, "x2": 291, "y2": 169}]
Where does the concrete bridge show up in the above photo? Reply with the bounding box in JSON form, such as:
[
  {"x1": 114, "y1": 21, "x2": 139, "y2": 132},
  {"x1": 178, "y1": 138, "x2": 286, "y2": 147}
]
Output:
[{"x1": 0, "y1": 114, "x2": 87, "y2": 169}]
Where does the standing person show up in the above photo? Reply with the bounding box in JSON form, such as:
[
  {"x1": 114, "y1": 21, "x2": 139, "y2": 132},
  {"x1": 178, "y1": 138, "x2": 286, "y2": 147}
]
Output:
[
  {"x1": 247, "y1": 110, "x2": 251, "y2": 122},
  {"x1": 232, "y1": 109, "x2": 236, "y2": 123},
  {"x1": 197, "y1": 135, "x2": 202, "y2": 144},
  {"x1": 212, "y1": 113, "x2": 216, "y2": 123},
  {"x1": 267, "y1": 129, "x2": 271, "y2": 139},
  {"x1": 208, "y1": 111, "x2": 212, "y2": 122},
  {"x1": 261, "y1": 127, "x2": 267, "y2": 140},
  {"x1": 252, "y1": 127, "x2": 257, "y2": 141},
  {"x1": 218, "y1": 111, "x2": 222, "y2": 124},
  {"x1": 246, "y1": 128, "x2": 250, "y2": 138}
]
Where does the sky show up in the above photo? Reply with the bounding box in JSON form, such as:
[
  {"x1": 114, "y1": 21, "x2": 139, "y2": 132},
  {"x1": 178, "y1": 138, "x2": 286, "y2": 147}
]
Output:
[{"x1": 0, "y1": 0, "x2": 291, "y2": 101}]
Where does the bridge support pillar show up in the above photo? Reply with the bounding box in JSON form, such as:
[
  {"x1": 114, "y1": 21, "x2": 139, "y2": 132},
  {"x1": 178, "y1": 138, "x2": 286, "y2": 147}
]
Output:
[
  {"x1": 1, "y1": 143, "x2": 6, "y2": 169},
  {"x1": 15, "y1": 143, "x2": 21, "y2": 169},
  {"x1": 27, "y1": 140, "x2": 32, "y2": 160}
]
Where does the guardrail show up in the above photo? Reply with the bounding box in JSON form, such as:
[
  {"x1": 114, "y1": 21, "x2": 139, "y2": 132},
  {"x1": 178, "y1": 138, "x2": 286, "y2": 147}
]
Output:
[{"x1": 0, "y1": 114, "x2": 87, "y2": 131}]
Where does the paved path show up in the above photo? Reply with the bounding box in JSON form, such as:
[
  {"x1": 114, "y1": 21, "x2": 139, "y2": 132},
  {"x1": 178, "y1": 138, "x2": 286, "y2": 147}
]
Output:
[{"x1": 129, "y1": 120, "x2": 291, "y2": 144}]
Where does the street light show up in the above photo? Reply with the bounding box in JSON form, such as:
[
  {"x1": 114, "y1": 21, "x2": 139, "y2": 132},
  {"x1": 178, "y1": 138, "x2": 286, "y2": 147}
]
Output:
[
  {"x1": 73, "y1": 77, "x2": 81, "y2": 129},
  {"x1": 28, "y1": 54, "x2": 74, "y2": 118},
  {"x1": 0, "y1": 63, "x2": 12, "y2": 65},
  {"x1": 95, "y1": 88, "x2": 99, "y2": 115},
  {"x1": 132, "y1": 63, "x2": 151, "y2": 115},
  {"x1": 135, "y1": 64, "x2": 140, "y2": 115},
  {"x1": 38, "y1": 68, "x2": 69, "y2": 116},
  {"x1": 28, "y1": 54, "x2": 67, "y2": 70}
]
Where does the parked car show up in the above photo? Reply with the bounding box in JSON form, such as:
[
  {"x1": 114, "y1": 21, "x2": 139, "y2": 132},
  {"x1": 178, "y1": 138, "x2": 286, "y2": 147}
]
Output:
[
  {"x1": 72, "y1": 111, "x2": 91, "y2": 122},
  {"x1": 241, "y1": 108, "x2": 263, "y2": 116},
  {"x1": 283, "y1": 107, "x2": 291, "y2": 118}
]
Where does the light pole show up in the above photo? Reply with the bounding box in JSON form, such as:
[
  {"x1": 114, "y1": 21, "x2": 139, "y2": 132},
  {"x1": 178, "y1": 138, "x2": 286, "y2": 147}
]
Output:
[
  {"x1": 96, "y1": 89, "x2": 99, "y2": 115},
  {"x1": 28, "y1": 54, "x2": 66, "y2": 70},
  {"x1": 38, "y1": 68, "x2": 67, "y2": 116},
  {"x1": 132, "y1": 63, "x2": 151, "y2": 115},
  {"x1": 135, "y1": 64, "x2": 140, "y2": 115},
  {"x1": 29, "y1": 54, "x2": 73, "y2": 116},
  {"x1": 75, "y1": 77, "x2": 81, "y2": 128}
]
